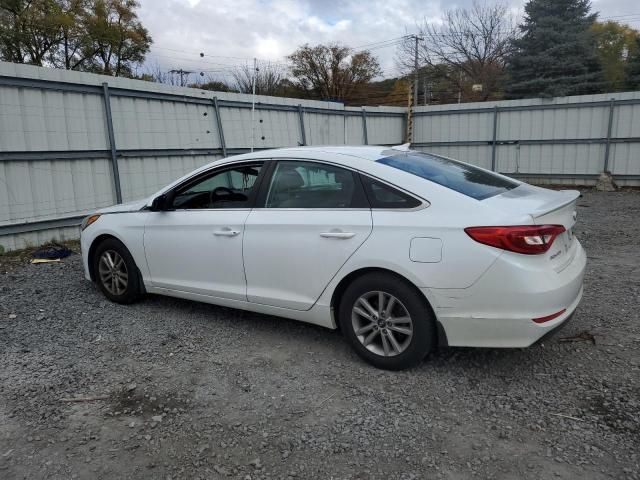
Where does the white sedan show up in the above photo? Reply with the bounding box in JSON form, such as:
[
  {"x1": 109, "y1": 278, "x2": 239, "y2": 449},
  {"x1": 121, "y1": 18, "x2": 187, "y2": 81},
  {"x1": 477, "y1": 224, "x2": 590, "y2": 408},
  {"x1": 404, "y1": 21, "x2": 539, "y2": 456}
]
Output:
[{"x1": 80, "y1": 145, "x2": 586, "y2": 370}]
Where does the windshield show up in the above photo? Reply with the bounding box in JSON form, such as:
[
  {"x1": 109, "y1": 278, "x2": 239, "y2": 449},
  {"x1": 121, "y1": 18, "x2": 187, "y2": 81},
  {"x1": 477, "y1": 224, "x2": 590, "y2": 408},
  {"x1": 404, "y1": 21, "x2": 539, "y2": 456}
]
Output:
[{"x1": 377, "y1": 151, "x2": 518, "y2": 200}]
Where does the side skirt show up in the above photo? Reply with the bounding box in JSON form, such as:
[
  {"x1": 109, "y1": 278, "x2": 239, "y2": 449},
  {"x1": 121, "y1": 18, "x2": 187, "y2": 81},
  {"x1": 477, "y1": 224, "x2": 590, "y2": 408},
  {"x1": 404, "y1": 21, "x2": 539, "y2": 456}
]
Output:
[{"x1": 145, "y1": 286, "x2": 335, "y2": 329}]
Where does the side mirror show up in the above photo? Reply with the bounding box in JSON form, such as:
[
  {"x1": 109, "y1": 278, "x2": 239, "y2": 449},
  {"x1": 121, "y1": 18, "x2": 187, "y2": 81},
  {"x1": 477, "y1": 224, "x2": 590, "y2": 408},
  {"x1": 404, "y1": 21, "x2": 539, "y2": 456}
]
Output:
[
  {"x1": 150, "y1": 191, "x2": 175, "y2": 211},
  {"x1": 150, "y1": 195, "x2": 166, "y2": 212},
  {"x1": 150, "y1": 195, "x2": 165, "y2": 211}
]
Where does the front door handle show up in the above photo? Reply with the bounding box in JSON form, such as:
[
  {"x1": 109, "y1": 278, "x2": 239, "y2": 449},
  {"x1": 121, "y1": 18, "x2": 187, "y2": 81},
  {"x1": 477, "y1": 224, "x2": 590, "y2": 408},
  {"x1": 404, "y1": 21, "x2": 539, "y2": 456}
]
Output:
[
  {"x1": 214, "y1": 228, "x2": 240, "y2": 237},
  {"x1": 320, "y1": 231, "x2": 356, "y2": 239}
]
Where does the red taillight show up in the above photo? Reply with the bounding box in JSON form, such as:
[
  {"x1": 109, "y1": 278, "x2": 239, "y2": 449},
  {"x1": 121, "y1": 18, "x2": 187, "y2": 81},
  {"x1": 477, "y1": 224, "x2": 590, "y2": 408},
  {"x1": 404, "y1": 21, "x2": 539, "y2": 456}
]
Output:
[
  {"x1": 464, "y1": 225, "x2": 566, "y2": 255},
  {"x1": 532, "y1": 309, "x2": 566, "y2": 324}
]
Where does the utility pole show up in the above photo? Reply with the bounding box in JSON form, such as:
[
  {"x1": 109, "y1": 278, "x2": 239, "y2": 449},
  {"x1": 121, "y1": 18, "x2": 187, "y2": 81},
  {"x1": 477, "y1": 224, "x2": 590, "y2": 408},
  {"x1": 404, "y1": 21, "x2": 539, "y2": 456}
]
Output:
[
  {"x1": 169, "y1": 68, "x2": 192, "y2": 87},
  {"x1": 406, "y1": 83, "x2": 414, "y2": 144}
]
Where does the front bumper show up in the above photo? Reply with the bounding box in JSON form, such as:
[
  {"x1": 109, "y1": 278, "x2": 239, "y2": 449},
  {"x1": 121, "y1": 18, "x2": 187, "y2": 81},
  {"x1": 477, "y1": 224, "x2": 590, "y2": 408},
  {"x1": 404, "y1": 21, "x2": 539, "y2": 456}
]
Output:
[
  {"x1": 80, "y1": 232, "x2": 92, "y2": 281},
  {"x1": 428, "y1": 240, "x2": 587, "y2": 348}
]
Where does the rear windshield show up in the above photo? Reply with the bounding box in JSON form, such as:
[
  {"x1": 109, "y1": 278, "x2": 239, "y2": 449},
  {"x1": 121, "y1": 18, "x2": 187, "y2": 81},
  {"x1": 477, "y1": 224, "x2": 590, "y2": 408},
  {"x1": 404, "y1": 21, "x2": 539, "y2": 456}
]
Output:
[{"x1": 377, "y1": 151, "x2": 518, "y2": 200}]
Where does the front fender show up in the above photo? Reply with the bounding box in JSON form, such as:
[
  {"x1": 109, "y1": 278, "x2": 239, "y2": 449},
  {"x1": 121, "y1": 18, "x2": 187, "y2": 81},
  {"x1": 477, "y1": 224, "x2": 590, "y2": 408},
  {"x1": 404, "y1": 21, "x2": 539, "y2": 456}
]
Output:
[{"x1": 81, "y1": 212, "x2": 149, "y2": 283}]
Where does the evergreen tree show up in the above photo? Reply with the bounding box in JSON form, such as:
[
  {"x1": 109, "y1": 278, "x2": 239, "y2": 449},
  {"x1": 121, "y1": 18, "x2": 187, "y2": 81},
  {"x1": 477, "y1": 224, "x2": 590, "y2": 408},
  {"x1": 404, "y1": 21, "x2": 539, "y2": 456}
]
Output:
[
  {"x1": 625, "y1": 36, "x2": 640, "y2": 90},
  {"x1": 505, "y1": 0, "x2": 603, "y2": 98}
]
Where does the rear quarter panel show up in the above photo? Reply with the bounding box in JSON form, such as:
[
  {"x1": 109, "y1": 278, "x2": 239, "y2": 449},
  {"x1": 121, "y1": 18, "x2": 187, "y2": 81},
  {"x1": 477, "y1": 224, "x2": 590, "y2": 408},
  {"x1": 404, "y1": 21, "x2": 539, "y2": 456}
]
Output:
[{"x1": 333, "y1": 184, "x2": 533, "y2": 291}]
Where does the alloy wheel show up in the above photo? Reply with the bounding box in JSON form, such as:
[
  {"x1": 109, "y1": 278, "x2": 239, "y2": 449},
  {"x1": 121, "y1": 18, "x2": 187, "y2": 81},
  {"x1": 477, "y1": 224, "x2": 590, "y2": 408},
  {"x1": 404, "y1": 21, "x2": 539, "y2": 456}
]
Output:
[
  {"x1": 98, "y1": 250, "x2": 129, "y2": 296},
  {"x1": 351, "y1": 291, "x2": 413, "y2": 357}
]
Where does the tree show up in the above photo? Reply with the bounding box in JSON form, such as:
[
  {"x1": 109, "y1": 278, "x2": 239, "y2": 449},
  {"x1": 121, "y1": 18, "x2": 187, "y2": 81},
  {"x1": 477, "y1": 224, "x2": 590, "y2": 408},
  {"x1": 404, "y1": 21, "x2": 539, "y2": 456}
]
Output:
[
  {"x1": 232, "y1": 61, "x2": 287, "y2": 96},
  {"x1": 625, "y1": 36, "x2": 640, "y2": 89},
  {"x1": 379, "y1": 78, "x2": 410, "y2": 106},
  {"x1": 288, "y1": 43, "x2": 381, "y2": 102},
  {"x1": 0, "y1": 0, "x2": 65, "y2": 65},
  {"x1": 505, "y1": 0, "x2": 603, "y2": 98},
  {"x1": 195, "y1": 79, "x2": 232, "y2": 92},
  {"x1": 0, "y1": 0, "x2": 151, "y2": 76},
  {"x1": 83, "y1": 0, "x2": 151, "y2": 76},
  {"x1": 345, "y1": 78, "x2": 399, "y2": 106},
  {"x1": 592, "y1": 21, "x2": 639, "y2": 92},
  {"x1": 419, "y1": 64, "x2": 475, "y2": 104},
  {"x1": 50, "y1": 0, "x2": 93, "y2": 70},
  {"x1": 397, "y1": 1, "x2": 516, "y2": 102}
]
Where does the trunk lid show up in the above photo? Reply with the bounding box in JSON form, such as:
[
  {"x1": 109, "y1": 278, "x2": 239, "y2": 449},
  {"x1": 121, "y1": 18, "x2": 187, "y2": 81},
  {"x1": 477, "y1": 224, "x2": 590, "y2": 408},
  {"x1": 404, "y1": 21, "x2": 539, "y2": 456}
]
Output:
[{"x1": 482, "y1": 184, "x2": 580, "y2": 271}]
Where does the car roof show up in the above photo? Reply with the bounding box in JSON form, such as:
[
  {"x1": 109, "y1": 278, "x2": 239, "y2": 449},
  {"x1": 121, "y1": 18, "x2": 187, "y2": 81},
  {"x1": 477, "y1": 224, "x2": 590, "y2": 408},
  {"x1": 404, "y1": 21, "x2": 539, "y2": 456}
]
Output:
[
  {"x1": 226, "y1": 145, "x2": 393, "y2": 163},
  {"x1": 155, "y1": 145, "x2": 424, "y2": 200}
]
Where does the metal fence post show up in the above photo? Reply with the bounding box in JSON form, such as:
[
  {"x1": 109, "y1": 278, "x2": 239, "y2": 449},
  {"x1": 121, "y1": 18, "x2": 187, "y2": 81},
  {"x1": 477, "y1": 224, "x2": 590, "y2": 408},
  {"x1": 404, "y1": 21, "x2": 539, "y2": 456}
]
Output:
[
  {"x1": 490, "y1": 105, "x2": 499, "y2": 172},
  {"x1": 297, "y1": 104, "x2": 307, "y2": 146},
  {"x1": 212, "y1": 97, "x2": 227, "y2": 157},
  {"x1": 361, "y1": 108, "x2": 369, "y2": 145},
  {"x1": 603, "y1": 98, "x2": 615, "y2": 173},
  {"x1": 101, "y1": 82, "x2": 122, "y2": 204}
]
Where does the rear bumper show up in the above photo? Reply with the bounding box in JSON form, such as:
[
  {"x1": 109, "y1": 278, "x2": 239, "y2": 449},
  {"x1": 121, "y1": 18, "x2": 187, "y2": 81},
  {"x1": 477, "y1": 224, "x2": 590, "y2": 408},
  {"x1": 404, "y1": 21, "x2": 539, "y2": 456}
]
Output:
[{"x1": 428, "y1": 240, "x2": 586, "y2": 348}]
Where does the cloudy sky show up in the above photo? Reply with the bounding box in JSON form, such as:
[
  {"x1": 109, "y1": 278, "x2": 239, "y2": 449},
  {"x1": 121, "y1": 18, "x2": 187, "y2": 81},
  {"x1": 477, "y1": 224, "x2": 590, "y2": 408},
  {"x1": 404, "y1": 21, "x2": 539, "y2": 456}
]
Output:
[{"x1": 136, "y1": 0, "x2": 640, "y2": 82}]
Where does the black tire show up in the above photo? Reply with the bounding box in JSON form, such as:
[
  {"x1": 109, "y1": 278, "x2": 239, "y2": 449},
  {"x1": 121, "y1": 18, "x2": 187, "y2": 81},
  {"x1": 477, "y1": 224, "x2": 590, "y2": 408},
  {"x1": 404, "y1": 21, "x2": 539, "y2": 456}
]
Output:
[
  {"x1": 338, "y1": 272, "x2": 436, "y2": 370},
  {"x1": 92, "y1": 238, "x2": 143, "y2": 304}
]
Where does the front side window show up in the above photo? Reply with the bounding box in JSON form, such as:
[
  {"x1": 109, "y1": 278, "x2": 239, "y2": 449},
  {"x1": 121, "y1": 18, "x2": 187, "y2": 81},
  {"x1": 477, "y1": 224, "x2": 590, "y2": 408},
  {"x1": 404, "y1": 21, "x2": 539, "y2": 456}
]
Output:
[
  {"x1": 172, "y1": 163, "x2": 262, "y2": 209},
  {"x1": 265, "y1": 161, "x2": 363, "y2": 208},
  {"x1": 377, "y1": 151, "x2": 518, "y2": 200}
]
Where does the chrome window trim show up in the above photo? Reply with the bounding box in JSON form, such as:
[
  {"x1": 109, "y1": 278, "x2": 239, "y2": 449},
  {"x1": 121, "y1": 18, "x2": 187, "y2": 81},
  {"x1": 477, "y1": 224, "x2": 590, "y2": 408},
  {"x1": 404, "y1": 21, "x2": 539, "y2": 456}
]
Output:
[
  {"x1": 168, "y1": 159, "x2": 268, "y2": 195},
  {"x1": 167, "y1": 159, "x2": 267, "y2": 211},
  {"x1": 150, "y1": 208, "x2": 253, "y2": 213},
  {"x1": 251, "y1": 157, "x2": 430, "y2": 212}
]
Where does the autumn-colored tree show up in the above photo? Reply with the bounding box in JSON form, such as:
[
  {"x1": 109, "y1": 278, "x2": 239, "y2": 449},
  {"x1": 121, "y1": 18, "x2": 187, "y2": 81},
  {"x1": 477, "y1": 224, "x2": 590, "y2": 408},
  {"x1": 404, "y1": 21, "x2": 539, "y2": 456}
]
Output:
[
  {"x1": 344, "y1": 78, "x2": 399, "y2": 106},
  {"x1": 0, "y1": 0, "x2": 64, "y2": 64},
  {"x1": 52, "y1": 0, "x2": 93, "y2": 70},
  {"x1": 288, "y1": 43, "x2": 382, "y2": 101},
  {"x1": 592, "y1": 20, "x2": 640, "y2": 91},
  {"x1": 83, "y1": 0, "x2": 151, "y2": 76},
  {"x1": 0, "y1": 0, "x2": 151, "y2": 76},
  {"x1": 381, "y1": 79, "x2": 410, "y2": 106},
  {"x1": 626, "y1": 36, "x2": 640, "y2": 89}
]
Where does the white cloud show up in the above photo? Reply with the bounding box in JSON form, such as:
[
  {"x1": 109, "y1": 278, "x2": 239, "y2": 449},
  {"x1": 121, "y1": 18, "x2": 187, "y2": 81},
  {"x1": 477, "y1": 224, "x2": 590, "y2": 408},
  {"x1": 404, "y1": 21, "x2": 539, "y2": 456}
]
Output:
[{"x1": 136, "y1": 0, "x2": 640, "y2": 82}]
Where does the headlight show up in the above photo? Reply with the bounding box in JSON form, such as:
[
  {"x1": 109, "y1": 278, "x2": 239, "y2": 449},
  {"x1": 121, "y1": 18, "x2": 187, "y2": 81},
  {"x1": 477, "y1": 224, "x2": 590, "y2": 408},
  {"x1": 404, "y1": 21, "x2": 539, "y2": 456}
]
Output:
[{"x1": 81, "y1": 214, "x2": 101, "y2": 231}]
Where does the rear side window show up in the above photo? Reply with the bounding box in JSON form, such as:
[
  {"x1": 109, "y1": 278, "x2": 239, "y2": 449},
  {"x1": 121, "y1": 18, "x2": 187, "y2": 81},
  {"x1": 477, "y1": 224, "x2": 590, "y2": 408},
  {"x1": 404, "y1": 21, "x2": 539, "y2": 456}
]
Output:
[
  {"x1": 361, "y1": 175, "x2": 421, "y2": 209},
  {"x1": 265, "y1": 161, "x2": 367, "y2": 208},
  {"x1": 377, "y1": 151, "x2": 518, "y2": 200}
]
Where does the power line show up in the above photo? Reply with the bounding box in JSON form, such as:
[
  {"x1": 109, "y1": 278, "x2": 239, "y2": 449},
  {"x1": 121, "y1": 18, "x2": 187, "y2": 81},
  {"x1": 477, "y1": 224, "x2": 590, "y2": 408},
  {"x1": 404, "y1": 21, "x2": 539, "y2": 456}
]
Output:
[{"x1": 352, "y1": 36, "x2": 408, "y2": 49}]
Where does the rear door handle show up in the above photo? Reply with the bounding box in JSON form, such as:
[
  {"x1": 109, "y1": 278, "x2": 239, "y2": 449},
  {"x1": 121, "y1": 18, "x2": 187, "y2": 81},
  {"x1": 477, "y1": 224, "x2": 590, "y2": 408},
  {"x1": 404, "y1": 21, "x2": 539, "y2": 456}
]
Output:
[
  {"x1": 214, "y1": 228, "x2": 240, "y2": 237},
  {"x1": 320, "y1": 231, "x2": 356, "y2": 239}
]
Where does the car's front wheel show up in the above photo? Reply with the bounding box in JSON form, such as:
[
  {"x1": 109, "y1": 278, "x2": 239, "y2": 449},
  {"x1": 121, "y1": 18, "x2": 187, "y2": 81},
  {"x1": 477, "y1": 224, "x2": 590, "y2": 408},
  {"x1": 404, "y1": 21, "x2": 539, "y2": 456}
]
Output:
[
  {"x1": 93, "y1": 238, "x2": 142, "y2": 304},
  {"x1": 339, "y1": 273, "x2": 436, "y2": 370}
]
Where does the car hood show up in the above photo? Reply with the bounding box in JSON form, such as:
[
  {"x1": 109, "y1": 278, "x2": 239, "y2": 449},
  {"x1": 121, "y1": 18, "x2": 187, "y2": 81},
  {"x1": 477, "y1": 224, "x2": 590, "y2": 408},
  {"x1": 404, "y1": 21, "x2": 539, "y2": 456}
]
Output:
[{"x1": 97, "y1": 198, "x2": 149, "y2": 214}]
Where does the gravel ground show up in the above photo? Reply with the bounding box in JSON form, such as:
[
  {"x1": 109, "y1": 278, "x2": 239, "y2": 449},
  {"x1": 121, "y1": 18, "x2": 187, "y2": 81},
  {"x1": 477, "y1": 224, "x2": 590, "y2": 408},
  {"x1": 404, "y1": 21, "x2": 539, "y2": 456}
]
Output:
[{"x1": 0, "y1": 190, "x2": 639, "y2": 480}]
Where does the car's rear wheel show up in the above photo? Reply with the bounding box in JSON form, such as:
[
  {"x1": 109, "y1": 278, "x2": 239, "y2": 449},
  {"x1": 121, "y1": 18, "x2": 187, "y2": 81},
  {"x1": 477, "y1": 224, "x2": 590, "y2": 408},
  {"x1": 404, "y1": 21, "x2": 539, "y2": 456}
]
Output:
[
  {"x1": 339, "y1": 273, "x2": 436, "y2": 370},
  {"x1": 93, "y1": 238, "x2": 142, "y2": 304}
]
